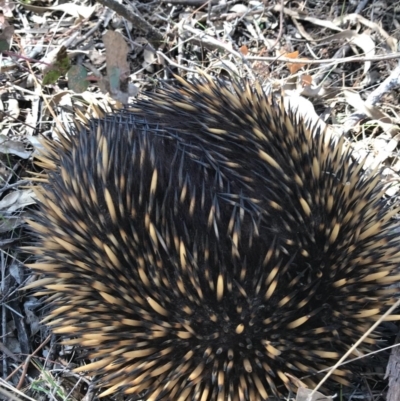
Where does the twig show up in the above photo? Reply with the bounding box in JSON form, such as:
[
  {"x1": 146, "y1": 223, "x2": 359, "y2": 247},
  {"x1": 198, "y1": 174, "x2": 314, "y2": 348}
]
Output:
[
  {"x1": 161, "y1": 0, "x2": 218, "y2": 4},
  {"x1": 267, "y1": 0, "x2": 284, "y2": 53},
  {"x1": 95, "y1": 0, "x2": 164, "y2": 45},
  {"x1": 72, "y1": 7, "x2": 110, "y2": 48},
  {"x1": 311, "y1": 298, "x2": 400, "y2": 397},
  {"x1": 366, "y1": 65, "x2": 400, "y2": 106},
  {"x1": 183, "y1": 25, "x2": 245, "y2": 61},
  {"x1": 355, "y1": 0, "x2": 370, "y2": 14},
  {"x1": 247, "y1": 52, "x2": 400, "y2": 64},
  {"x1": 343, "y1": 65, "x2": 400, "y2": 133}
]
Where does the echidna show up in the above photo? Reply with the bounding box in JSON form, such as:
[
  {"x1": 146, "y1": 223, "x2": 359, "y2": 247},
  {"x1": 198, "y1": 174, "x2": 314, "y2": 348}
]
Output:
[{"x1": 26, "y1": 75, "x2": 400, "y2": 400}]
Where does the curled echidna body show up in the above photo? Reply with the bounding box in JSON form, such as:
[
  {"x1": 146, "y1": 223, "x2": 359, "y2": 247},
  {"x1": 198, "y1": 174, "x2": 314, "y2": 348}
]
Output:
[{"x1": 27, "y1": 76, "x2": 400, "y2": 400}]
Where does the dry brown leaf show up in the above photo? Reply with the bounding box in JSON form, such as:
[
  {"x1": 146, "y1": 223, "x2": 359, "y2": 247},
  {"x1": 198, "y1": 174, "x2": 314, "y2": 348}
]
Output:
[
  {"x1": 0, "y1": 12, "x2": 14, "y2": 48},
  {"x1": 240, "y1": 45, "x2": 248, "y2": 55},
  {"x1": 283, "y1": 51, "x2": 308, "y2": 74},
  {"x1": 0, "y1": 189, "x2": 36, "y2": 213},
  {"x1": 300, "y1": 74, "x2": 313, "y2": 87},
  {"x1": 101, "y1": 31, "x2": 131, "y2": 104}
]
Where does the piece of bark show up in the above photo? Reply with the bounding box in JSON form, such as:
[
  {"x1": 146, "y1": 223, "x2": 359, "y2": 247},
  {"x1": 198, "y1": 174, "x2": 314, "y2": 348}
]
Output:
[{"x1": 385, "y1": 333, "x2": 400, "y2": 401}]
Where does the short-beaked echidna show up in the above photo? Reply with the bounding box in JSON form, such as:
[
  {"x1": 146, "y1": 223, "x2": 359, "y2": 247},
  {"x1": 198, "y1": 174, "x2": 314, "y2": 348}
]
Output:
[{"x1": 26, "y1": 75, "x2": 400, "y2": 400}]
